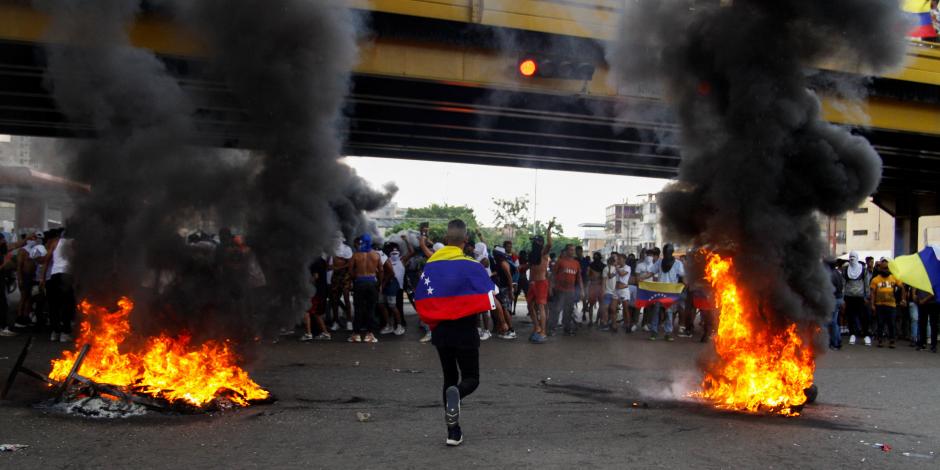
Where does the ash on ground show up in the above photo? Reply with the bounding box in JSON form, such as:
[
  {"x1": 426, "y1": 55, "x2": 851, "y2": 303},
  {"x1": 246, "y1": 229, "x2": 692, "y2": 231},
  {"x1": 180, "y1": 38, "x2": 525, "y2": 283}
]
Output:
[{"x1": 44, "y1": 397, "x2": 148, "y2": 419}]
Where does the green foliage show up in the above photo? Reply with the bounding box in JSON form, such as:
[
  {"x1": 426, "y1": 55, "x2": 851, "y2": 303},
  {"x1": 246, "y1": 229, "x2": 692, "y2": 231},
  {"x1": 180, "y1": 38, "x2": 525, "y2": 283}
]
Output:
[{"x1": 388, "y1": 204, "x2": 481, "y2": 243}]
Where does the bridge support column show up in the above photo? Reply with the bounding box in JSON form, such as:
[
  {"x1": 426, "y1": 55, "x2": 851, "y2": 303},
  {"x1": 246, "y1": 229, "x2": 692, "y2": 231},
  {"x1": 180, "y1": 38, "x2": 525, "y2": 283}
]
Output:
[{"x1": 14, "y1": 196, "x2": 46, "y2": 233}]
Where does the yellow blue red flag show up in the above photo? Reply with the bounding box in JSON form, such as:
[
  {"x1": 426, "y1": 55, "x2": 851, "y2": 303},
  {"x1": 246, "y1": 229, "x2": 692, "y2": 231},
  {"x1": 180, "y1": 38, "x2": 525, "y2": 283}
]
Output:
[
  {"x1": 415, "y1": 246, "x2": 496, "y2": 329},
  {"x1": 636, "y1": 281, "x2": 685, "y2": 308},
  {"x1": 903, "y1": 0, "x2": 937, "y2": 38},
  {"x1": 889, "y1": 245, "x2": 940, "y2": 295}
]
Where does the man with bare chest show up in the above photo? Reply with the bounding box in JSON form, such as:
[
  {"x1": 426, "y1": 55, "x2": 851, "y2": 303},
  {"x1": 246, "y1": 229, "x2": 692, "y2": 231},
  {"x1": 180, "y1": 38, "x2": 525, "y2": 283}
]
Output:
[
  {"x1": 348, "y1": 234, "x2": 383, "y2": 343},
  {"x1": 526, "y1": 221, "x2": 553, "y2": 343}
]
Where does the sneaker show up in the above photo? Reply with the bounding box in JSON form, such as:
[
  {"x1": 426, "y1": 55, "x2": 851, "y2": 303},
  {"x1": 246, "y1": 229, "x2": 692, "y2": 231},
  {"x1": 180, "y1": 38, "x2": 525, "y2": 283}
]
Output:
[
  {"x1": 314, "y1": 332, "x2": 332, "y2": 341},
  {"x1": 649, "y1": 334, "x2": 657, "y2": 341},
  {"x1": 379, "y1": 325, "x2": 395, "y2": 335},
  {"x1": 13, "y1": 322, "x2": 30, "y2": 328},
  {"x1": 642, "y1": 324, "x2": 650, "y2": 332},
  {"x1": 420, "y1": 332, "x2": 432, "y2": 343},
  {"x1": 446, "y1": 425, "x2": 463, "y2": 446},
  {"x1": 329, "y1": 322, "x2": 341, "y2": 332},
  {"x1": 445, "y1": 385, "x2": 460, "y2": 429},
  {"x1": 347, "y1": 334, "x2": 361, "y2": 343},
  {"x1": 300, "y1": 333, "x2": 314, "y2": 342},
  {"x1": 346, "y1": 321, "x2": 353, "y2": 331},
  {"x1": 480, "y1": 330, "x2": 492, "y2": 341},
  {"x1": 0, "y1": 328, "x2": 17, "y2": 337},
  {"x1": 864, "y1": 336, "x2": 872, "y2": 347},
  {"x1": 278, "y1": 327, "x2": 295, "y2": 336},
  {"x1": 532, "y1": 333, "x2": 547, "y2": 344},
  {"x1": 363, "y1": 333, "x2": 378, "y2": 343},
  {"x1": 678, "y1": 331, "x2": 693, "y2": 338},
  {"x1": 506, "y1": 330, "x2": 517, "y2": 339},
  {"x1": 394, "y1": 325, "x2": 406, "y2": 336},
  {"x1": 598, "y1": 325, "x2": 610, "y2": 332},
  {"x1": 849, "y1": 335, "x2": 856, "y2": 345},
  {"x1": 50, "y1": 332, "x2": 60, "y2": 342},
  {"x1": 665, "y1": 334, "x2": 674, "y2": 342},
  {"x1": 678, "y1": 326, "x2": 686, "y2": 336},
  {"x1": 630, "y1": 324, "x2": 638, "y2": 333},
  {"x1": 60, "y1": 333, "x2": 73, "y2": 343}
]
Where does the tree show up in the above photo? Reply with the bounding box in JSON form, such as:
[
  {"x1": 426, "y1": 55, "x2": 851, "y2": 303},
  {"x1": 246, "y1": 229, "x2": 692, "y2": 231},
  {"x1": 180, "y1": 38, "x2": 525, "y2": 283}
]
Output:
[
  {"x1": 388, "y1": 204, "x2": 481, "y2": 242},
  {"x1": 491, "y1": 196, "x2": 530, "y2": 241}
]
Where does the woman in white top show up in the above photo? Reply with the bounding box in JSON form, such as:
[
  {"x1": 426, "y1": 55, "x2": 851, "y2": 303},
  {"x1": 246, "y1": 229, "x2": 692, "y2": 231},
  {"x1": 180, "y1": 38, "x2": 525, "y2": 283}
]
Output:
[
  {"x1": 599, "y1": 253, "x2": 620, "y2": 331},
  {"x1": 41, "y1": 229, "x2": 75, "y2": 343}
]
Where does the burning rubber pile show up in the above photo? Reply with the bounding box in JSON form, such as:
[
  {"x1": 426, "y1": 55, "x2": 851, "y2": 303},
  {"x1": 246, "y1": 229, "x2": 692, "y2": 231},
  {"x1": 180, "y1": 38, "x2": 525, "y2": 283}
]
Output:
[
  {"x1": 48, "y1": 298, "x2": 270, "y2": 411},
  {"x1": 610, "y1": 1, "x2": 908, "y2": 415}
]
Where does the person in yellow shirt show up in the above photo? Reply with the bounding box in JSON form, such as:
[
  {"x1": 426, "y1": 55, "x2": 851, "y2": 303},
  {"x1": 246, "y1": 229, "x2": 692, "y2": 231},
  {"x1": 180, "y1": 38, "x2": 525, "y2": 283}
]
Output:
[{"x1": 869, "y1": 260, "x2": 904, "y2": 349}]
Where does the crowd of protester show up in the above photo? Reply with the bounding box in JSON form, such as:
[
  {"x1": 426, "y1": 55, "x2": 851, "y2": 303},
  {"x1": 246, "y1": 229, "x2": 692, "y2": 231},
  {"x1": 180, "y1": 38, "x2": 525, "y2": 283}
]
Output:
[
  {"x1": 295, "y1": 222, "x2": 724, "y2": 346},
  {"x1": 1, "y1": 222, "x2": 936, "y2": 357},
  {"x1": 0, "y1": 228, "x2": 75, "y2": 341},
  {"x1": 826, "y1": 253, "x2": 938, "y2": 352}
]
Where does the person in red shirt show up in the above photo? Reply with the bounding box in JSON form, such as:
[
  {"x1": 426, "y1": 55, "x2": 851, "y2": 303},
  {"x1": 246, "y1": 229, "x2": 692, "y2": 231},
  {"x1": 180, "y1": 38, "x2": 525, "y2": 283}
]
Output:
[{"x1": 548, "y1": 244, "x2": 585, "y2": 336}]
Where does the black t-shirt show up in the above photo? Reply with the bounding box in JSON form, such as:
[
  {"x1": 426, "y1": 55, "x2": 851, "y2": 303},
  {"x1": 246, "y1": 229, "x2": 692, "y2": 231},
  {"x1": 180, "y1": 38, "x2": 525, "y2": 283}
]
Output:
[{"x1": 431, "y1": 314, "x2": 480, "y2": 349}]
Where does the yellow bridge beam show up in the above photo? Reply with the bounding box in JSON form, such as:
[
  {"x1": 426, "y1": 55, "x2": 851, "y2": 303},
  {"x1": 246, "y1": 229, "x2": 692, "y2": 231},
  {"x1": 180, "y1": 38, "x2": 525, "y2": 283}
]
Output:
[{"x1": 1, "y1": 1, "x2": 938, "y2": 136}]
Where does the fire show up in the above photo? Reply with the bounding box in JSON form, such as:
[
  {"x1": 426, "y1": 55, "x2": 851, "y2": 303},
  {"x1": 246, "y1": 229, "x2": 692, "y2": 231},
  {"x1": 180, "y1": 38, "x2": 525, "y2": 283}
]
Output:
[
  {"x1": 696, "y1": 253, "x2": 815, "y2": 416},
  {"x1": 49, "y1": 297, "x2": 270, "y2": 408}
]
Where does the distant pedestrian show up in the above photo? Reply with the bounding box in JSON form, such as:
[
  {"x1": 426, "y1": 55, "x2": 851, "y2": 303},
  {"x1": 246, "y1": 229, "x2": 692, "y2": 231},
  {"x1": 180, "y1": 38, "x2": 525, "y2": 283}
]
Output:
[
  {"x1": 347, "y1": 234, "x2": 382, "y2": 344},
  {"x1": 843, "y1": 252, "x2": 871, "y2": 346}
]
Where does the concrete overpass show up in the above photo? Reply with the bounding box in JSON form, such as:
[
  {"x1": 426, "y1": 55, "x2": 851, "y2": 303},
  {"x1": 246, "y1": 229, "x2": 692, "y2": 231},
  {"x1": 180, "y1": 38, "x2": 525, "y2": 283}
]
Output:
[{"x1": 0, "y1": 0, "x2": 939, "y2": 248}]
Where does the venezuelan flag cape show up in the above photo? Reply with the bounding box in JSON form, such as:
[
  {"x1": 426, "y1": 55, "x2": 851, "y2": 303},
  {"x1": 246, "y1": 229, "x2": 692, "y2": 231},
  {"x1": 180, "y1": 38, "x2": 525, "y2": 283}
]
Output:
[
  {"x1": 889, "y1": 245, "x2": 940, "y2": 295},
  {"x1": 415, "y1": 245, "x2": 496, "y2": 330},
  {"x1": 636, "y1": 281, "x2": 685, "y2": 308},
  {"x1": 903, "y1": 0, "x2": 936, "y2": 38},
  {"x1": 692, "y1": 289, "x2": 715, "y2": 310}
]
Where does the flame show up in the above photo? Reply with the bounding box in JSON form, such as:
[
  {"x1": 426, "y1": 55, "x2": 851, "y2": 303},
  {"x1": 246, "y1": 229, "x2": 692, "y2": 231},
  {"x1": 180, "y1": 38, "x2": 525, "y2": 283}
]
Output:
[
  {"x1": 696, "y1": 253, "x2": 815, "y2": 416},
  {"x1": 49, "y1": 297, "x2": 270, "y2": 407}
]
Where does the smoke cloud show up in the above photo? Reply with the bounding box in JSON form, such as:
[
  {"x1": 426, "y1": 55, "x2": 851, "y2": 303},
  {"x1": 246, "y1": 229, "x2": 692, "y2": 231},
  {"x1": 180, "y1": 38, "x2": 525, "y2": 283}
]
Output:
[
  {"x1": 37, "y1": 0, "x2": 395, "y2": 338},
  {"x1": 608, "y1": 0, "x2": 907, "y2": 323}
]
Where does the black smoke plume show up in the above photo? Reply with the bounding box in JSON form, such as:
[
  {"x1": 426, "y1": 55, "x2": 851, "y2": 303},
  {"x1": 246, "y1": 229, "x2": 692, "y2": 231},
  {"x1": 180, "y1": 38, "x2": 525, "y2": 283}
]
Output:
[
  {"x1": 37, "y1": 0, "x2": 395, "y2": 338},
  {"x1": 609, "y1": 0, "x2": 907, "y2": 323}
]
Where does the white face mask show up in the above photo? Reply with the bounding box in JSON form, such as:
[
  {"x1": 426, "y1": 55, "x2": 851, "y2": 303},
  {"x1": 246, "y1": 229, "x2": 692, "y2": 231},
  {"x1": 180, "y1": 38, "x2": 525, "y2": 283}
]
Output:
[
  {"x1": 645, "y1": 256, "x2": 653, "y2": 264},
  {"x1": 390, "y1": 252, "x2": 400, "y2": 262},
  {"x1": 26, "y1": 240, "x2": 36, "y2": 248}
]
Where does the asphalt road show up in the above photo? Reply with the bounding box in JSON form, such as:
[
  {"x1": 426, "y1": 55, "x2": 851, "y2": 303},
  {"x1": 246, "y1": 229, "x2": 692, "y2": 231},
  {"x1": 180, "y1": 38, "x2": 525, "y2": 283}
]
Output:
[{"x1": 1, "y1": 307, "x2": 938, "y2": 469}]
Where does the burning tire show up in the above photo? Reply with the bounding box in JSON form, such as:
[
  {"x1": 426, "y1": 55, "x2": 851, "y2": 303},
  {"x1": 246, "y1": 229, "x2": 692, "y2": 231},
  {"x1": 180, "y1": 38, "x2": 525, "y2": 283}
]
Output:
[{"x1": 803, "y1": 384, "x2": 818, "y2": 404}]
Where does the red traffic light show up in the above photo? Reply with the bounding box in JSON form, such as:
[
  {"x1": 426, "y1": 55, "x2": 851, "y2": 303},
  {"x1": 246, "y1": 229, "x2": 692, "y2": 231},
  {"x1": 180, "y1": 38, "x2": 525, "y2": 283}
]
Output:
[{"x1": 518, "y1": 59, "x2": 537, "y2": 77}]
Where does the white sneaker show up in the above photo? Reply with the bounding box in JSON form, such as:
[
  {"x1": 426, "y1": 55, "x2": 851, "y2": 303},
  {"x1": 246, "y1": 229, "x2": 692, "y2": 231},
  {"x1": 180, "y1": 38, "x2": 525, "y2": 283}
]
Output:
[
  {"x1": 379, "y1": 326, "x2": 395, "y2": 335},
  {"x1": 393, "y1": 325, "x2": 405, "y2": 336},
  {"x1": 363, "y1": 333, "x2": 378, "y2": 343},
  {"x1": 300, "y1": 333, "x2": 314, "y2": 342},
  {"x1": 419, "y1": 332, "x2": 432, "y2": 343},
  {"x1": 849, "y1": 335, "x2": 856, "y2": 345},
  {"x1": 506, "y1": 330, "x2": 517, "y2": 339},
  {"x1": 314, "y1": 332, "x2": 332, "y2": 341},
  {"x1": 346, "y1": 321, "x2": 354, "y2": 331},
  {"x1": 864, "y1": 336, "x2": 872, "y2": 346},
  {"x1": 642, "y1": 324, "x2": 650, "y2": 332},
  {"x1": 60, "y1": 333, "x2": 73, "y2": 343},
  {"x1": 631, "y1": 324, "x2": 638, "y2": 332},
  {"x1": 50, "y1": 332, "x2": 60, "y2": 342},
  {"x1": 480, "y1": 330, "x2": 492, "y2": 341},
  {"x1": 0, "y1": 328, "x2": 17, "y2": 337},
  {"x1": 329, "y1": 322, "x2": 341, "y2": 332}
]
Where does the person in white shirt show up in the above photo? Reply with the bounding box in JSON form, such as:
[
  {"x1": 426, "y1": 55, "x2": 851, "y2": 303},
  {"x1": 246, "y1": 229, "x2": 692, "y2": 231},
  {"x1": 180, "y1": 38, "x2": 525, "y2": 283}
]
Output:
[
  {"x1": 649, "y1": 244, "x2": 685, "y2": 341},
  {"x1": 615, "y1": 254, "x2": 634, "y2": 333},
  {"x1": 599, "y1": 253, "x2": 619, "y2": 331}
]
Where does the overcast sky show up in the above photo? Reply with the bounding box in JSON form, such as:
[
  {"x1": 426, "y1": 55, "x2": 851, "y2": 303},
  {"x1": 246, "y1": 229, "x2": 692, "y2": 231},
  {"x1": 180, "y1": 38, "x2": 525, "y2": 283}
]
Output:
[{"x1": 343, "y1": 157, "x2": 670, "y2": 236}]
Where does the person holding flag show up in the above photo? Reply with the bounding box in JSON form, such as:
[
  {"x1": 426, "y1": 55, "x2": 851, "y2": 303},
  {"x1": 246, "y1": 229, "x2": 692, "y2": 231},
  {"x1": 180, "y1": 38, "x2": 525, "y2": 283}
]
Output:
[
  {"x1": 889, "y1": 245, "x2": 940, "y2": 352},
  {"x1": 414, "y1": 219, "x2": 496, "y2": 447},
  {"x1": 641, "y1": 244, "x2": 685, "y2": 341}
]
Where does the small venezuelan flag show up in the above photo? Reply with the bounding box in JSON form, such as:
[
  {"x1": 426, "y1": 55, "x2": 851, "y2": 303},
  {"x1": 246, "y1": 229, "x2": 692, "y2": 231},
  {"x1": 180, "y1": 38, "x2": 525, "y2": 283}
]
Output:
[
  {"x1": 903, "y1": 0, "x2": 937, "y2": 38},
  {"x1": 636, "y1": 281, "x2": 685, "y2": 308},
  {"x1": 415, "y1": 245, "x2": 496, "y2": 330},
  {"x1": 889, "y1": 245, "x2": 940, "y2": 295}
]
